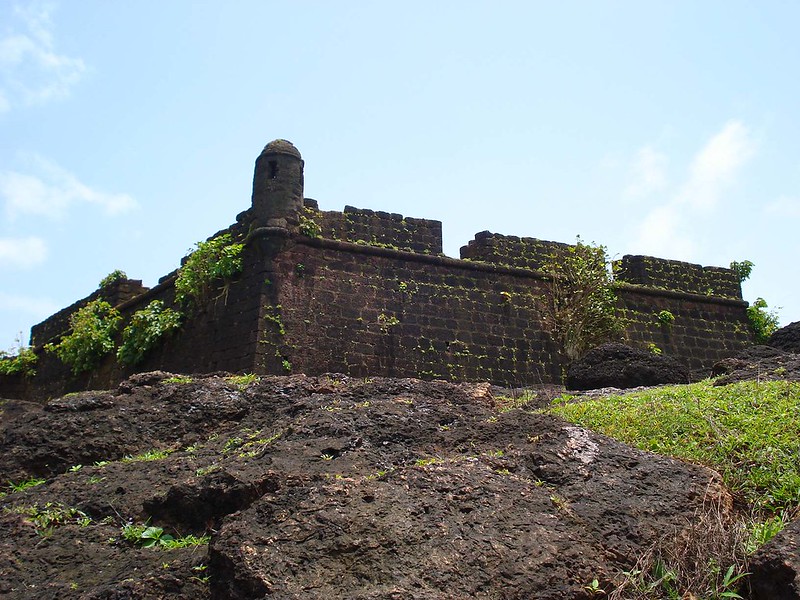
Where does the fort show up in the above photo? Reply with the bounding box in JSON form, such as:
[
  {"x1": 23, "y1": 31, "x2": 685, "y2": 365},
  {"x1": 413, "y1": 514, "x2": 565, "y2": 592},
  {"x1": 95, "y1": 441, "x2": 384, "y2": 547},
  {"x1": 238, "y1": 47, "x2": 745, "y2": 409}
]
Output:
[{"x1": 1, "y1": 140, "x2": 753, "y2": 399}]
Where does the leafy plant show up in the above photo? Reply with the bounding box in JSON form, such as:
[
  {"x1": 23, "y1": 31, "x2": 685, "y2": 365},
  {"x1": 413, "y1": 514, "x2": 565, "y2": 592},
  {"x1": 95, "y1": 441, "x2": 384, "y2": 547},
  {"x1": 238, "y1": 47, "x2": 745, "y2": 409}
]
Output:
[
  {"x1": 298, "y1": 214, "x2": 322, "y2": 238},
  {"x1": 45, "y1": 299, "x2": 122, "y2": 374},
  {"x1": 0, "y1": 343, "x2": 38, "y2": 377},
  {"x1": 122, "y1": 448, "x2": 174, "y2": 462},
  {"x1": 657, "y1": 310, "x2": 675, "y2": 326},
  {"x1": 7, "y1": 477, "x2": 46, "y2": 493},
  {"x1": 122, "y1": 523, "x2": 210, "y2": 549},
  {"x1": 745, "y1": 512, "x2": 788, "y2": 554},
  {"x1": 225, "y1": 373, "x2": 260, "y2": 389},
  {"x1": 99, "y1": 269, "x2": 127, "y2": 288},
  {"x1": 163, "y1": 375, "x2": 194, "y2": 384},
  {"x1": 13, "y1": 502, "x2": 91, "y2": 534},
  {"x1": 747, "y1": 297, "x2": 780, "y2": 344},
  {"x1": 175, "y1": 233, "x2": 244, "y2": 308},
  {"x1": 117, "y1": 300, "x2": 182, "y2": 365},
  {"x1": 541, "y1": 238, "x2": 623, "y2": 361},
  {"x1": 378, "y1": 313, "x2": 400, "y2": 333},
  {"x1": 729, "y1": 260, "x2": 754, "y2": 284}
]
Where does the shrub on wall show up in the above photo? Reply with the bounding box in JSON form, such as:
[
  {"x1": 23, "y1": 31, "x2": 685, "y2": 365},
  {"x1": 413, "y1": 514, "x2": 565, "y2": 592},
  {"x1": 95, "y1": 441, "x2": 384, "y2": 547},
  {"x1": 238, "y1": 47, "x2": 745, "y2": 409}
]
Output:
[
  {"x1": 747, "y1": 298, "x2": 780, "y2": 344},
  {"x1": 729, "y1": 260, "x2": 754, "y2": 284},
  {"x1": 175, "y1": 233, "x2": 244, "y2": 308},
  {"x1": 0, "y1": 345, "x2": 38, "y2": 377},
  {"x1": 98, "y1": 269, "x2": 128, "y2": 289},
  {"x1": 117, "y1": 300, "x2": 182, "y2": 365},
  {"x1": 45, "y1": 299, "x2": 122, "y2": 374},
  {"x1": 729, "y1": 260, "x2": 780, "y2": 344},
  {"x1": 541, "y1": 238, "x2": 623, "y2": 362}
]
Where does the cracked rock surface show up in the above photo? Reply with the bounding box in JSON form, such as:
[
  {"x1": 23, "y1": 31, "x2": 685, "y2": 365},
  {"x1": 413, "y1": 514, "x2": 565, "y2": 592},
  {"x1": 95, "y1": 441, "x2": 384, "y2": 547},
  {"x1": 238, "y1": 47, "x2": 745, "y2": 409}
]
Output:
[{"x1": 1, "y1": 373, "x2": 731, "y2": 599}]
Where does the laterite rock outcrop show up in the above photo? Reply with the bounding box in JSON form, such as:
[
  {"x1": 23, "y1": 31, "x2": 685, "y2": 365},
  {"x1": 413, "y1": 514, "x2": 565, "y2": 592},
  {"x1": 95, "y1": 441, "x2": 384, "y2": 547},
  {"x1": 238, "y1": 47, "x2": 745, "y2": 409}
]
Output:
[{"x1": 0, "y1": 373, "x2": 736, "y2": 599}]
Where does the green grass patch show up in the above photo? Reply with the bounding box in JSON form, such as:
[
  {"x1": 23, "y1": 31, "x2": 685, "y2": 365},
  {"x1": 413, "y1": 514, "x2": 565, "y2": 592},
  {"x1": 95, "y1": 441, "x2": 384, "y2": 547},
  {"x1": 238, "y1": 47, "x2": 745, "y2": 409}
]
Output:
[
  {"x1": 547, "y1": 380, "x2": 800, "y2": 513},
  {"x1": 163, "y1": 375, "x2": 194, "y2": 384},
  {"x1": 6, "y1": 477, "x2": 46, "y2": 494},
  {"x1": 122, "y1": 523, "x2": 210, "y2": 549},
  {"x1": 224, "y1": 373, "x2": 260, "y2": 390},
  {"x1": 10, "y1": 502, "x2": 91, "y2": 534},
  {"x1": 122, "y1": 448, "x2": 175, "y2": 462}
]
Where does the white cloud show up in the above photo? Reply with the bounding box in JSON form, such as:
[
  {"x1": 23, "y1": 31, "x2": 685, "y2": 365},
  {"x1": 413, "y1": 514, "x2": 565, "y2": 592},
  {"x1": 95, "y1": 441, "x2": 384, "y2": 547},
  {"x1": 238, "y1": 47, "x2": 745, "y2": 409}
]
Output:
[
  {"x1": 0, "y1": 2, "x2": 85, "y2": 111},
  {"x1": 0, "y1": 155, "x2": 138, "y2": 219},
  {"x1": 766, "y1": 196, "x2": 800, "y2": 218},
  {"x1": 0, "y1": 291, "x2": 58, "y2": 317},
  {"x1": 0, "y1": 236, "x2": 47, "y2": 269},
  {"x1": 677, "y1": 120, "x2": 755, "y2": 212},
  {"x1": 630, "y1": 204, "x2": 697, "y2": 260},
  {"x1": 631, "y1": 120, "x2": 756, "y2": 258},
  {"x1": 625, "y1": 145, "x2": 667, "y2": 198}
]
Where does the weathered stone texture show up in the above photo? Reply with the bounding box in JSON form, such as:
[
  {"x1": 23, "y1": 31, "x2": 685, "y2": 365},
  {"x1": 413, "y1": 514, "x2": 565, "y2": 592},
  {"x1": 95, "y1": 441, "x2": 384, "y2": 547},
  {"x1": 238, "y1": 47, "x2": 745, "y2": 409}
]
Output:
[{"x1": 615, "y1": 254, "x2": 742, "y2": 298}]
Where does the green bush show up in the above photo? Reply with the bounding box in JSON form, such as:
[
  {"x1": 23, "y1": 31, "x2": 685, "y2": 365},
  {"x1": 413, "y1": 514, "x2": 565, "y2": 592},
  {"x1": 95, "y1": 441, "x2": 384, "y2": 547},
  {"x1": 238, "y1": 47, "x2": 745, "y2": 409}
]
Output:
[
  {"x1": 45, "y1": 299, "x2": 122, "y2": 374},
  {"x1": 117, "y1": 301, "x2": 182, "y2": 365},
  {"x1": 541, "y1": 238, "x2": 623, "y2": 361},
  {"x1": 298, "y1": 214, "x2": 322, "y2": 238},
  {"x1": 657, "y1": 310, "x2": 675, "y2": 326},
  {"x1": 0, "y1": 346, "x2": 38, "y2": 377},
  {"x1": 729, "y1": 260, "x2": 754, "y2": 284},
  {"x1": 747, "y1": 298, "x2": 780, "y2": 344},
  {"x1": 175, "y1": 234, "x2": 244, "y2": 308},
  {"x1": 99, "y1": 269, "x2": 127, "y2": 288}
]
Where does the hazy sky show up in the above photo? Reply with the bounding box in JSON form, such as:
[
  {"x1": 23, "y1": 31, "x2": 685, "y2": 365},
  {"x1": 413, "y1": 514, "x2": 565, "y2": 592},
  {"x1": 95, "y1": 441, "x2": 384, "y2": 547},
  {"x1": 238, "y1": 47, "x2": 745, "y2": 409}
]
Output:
[{"x1": 2, "y1": 1, "x2": 799, "y2": 349}]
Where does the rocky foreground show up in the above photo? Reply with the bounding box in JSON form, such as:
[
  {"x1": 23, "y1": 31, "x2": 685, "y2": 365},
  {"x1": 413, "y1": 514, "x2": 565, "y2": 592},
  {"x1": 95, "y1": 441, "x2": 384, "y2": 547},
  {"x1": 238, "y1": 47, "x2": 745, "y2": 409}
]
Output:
[{"x1": 0, "y1": 368, "x2": 797, "y2": 598}]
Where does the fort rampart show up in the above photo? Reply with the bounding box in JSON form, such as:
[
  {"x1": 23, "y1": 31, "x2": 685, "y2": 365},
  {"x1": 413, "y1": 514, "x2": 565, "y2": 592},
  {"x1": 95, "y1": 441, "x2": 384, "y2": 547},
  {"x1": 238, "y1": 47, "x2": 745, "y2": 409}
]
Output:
[{"x1": 1, "y1": 140, "x2": 752, "y2": 400}]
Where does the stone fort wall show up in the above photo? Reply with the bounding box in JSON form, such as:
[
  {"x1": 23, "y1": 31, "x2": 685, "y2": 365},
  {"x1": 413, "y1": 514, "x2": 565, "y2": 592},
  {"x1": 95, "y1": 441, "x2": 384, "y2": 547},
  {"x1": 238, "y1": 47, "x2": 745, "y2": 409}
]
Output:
[{"x1": 1, "y1": 140, "x2": 752, "y2": 400}]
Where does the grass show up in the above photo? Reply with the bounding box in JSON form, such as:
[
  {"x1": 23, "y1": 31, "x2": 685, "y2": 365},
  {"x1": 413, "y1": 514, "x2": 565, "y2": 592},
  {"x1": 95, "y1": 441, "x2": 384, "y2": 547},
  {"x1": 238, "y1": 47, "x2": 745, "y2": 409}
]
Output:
[
  {"x1": 6, "y1": 477, "x2": 46, "y2": 494},
  {"x1": 122, "y1": 523, "x2": 210, "y2": 549},
  {"x1": 163, "y1": 375, "x2": 194, "y2": 384},
  {"x1": 545, "y1": 379, "x2": 800, "y2": 599},
  {"x1": 10, "y1": 502, "x2": 91, "y2": 534},
  {"x1": 122, "y1": 448, "x2": 175, "y2": 462},
  {"x1": 224, "y1": 373, "x2": 260, "y2": 390},
  {"x1": 547, "y1": 379, "x2": 800, "y2": 514}
]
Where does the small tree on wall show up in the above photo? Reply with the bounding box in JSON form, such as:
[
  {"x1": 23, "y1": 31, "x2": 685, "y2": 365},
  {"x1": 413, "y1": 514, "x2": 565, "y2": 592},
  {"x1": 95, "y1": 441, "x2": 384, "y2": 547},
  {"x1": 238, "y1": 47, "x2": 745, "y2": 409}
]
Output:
[{"x1": 541, "y1": 238, "x2": 623, "y2": 362}]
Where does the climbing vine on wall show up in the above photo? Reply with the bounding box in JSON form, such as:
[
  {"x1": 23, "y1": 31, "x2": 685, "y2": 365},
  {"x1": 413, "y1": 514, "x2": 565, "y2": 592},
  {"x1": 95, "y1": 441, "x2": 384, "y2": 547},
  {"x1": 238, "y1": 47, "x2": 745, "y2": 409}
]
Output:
[
  {"x1": 117, "y1": 300, "x2": 183, "y2": 365},
  {"x1": 175, "y1": 233, "x2": 244, "y2": 309},
  {"x1": 45, "y1": 299, "x2": 122, "y2": 374}
]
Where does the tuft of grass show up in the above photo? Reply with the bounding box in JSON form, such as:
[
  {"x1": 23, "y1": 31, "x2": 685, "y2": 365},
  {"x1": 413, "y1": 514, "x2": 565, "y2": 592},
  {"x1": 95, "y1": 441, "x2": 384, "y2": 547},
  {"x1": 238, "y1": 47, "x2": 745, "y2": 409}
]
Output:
[
  {"x1": 547, "y1": 380, "x2": 800, "y2": 514},
  {"x1": 10, "y1": 502, "x2": 91, "y2": 534},
  {"x1": 163, "y1": 375, "x2": 194, "y2": 384},
  {"x1": 494, "y1": 390, "x2": 538, "y2": 412},
  {"x1": 225, "y1": 373, "x2": 260, "y2": 390},
  {"x1": 7, "y1": 477, "x2": 46, "y2": 494},
  {"x1": 122, "y1": 448, "x2": 175, "y2": 462},
  {"x1": 122, "y1": 523, "x2": 210, "y2": 549}
]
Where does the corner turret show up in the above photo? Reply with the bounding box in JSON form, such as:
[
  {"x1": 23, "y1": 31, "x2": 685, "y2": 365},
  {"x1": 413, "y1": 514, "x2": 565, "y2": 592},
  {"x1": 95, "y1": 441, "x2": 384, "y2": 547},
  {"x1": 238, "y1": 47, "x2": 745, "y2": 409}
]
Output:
[{"x1": 251, "y1": 139, "x2": 304, "y2": 229}]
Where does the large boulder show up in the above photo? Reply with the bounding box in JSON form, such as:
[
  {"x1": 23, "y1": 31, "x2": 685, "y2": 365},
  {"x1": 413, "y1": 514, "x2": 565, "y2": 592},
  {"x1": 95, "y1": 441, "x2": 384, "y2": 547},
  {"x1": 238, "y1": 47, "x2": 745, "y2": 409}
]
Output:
[
  {"x1": 769, "y1": 321, "x2": 800, "y2": 354},
  {"x1": 0, "y1": 373, "x2": 732, "y2": 599},
  {"x1": 750, "y1": 517, "x2": 800, "y2": 599},
  {"x1": 566, "y1": 342, "x2": 690, "y2": 391},
  {"x1": 711, "y1": 345, "x2": 800, "y2": 386}
]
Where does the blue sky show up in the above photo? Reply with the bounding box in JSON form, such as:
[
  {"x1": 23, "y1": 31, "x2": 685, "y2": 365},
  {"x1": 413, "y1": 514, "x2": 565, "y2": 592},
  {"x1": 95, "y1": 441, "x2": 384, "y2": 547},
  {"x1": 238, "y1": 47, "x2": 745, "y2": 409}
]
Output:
[{"x1": 1, "y1": 1, "x2": 799, "y2": 349}]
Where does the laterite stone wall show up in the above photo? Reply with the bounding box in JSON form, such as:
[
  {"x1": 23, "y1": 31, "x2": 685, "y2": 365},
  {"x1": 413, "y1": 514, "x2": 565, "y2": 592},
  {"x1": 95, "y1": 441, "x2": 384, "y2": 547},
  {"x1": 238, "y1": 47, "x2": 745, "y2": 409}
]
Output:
[
  {"x1": 0, "y1": 139, "x2": 755, "y2": 400},
  {"x1": 268, "y1": 237, "x2": 564, "y2": 386}
]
